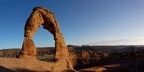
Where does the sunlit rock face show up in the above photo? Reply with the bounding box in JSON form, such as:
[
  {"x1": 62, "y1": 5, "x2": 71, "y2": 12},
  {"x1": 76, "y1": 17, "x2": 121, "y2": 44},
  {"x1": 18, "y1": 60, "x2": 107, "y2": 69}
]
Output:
[
  {"x1": 18, "y1": 38, "x2": 36, "y2": 59},
  {"x1": 18, "y1": 7, "x2": 74, "y2": 71}
]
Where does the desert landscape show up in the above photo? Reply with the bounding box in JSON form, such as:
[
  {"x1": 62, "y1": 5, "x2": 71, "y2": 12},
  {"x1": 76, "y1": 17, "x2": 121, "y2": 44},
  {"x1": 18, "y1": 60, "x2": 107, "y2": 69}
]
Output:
[
  {"x1": 1, "y1": 0, "x2": 144, "y2": 72},
  {"x1": 1, "y1": 45, "x2": 144, "y2": 72}
]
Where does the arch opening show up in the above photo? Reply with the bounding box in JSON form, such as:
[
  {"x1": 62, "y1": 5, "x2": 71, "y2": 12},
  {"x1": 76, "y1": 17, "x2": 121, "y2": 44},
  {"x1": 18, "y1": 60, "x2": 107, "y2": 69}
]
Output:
[{"x1": 33, "y1": 25, "x2": 55, "y2": 62}]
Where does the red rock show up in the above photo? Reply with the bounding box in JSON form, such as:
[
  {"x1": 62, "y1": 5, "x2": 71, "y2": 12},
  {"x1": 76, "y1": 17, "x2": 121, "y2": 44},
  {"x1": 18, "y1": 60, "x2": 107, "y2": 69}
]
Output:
[
  {"x1": 18, "y1": 38, "x2": 36, "y2": 58},
  {"x1": 18, "y1": 7, "x2": 74, "y2": 71}
]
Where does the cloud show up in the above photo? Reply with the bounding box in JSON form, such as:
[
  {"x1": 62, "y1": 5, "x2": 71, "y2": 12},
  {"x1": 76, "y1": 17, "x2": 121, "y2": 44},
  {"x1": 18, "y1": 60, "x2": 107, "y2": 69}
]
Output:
[{"x1": 89, "y1": 37, "x2": 144, "y2": 45}]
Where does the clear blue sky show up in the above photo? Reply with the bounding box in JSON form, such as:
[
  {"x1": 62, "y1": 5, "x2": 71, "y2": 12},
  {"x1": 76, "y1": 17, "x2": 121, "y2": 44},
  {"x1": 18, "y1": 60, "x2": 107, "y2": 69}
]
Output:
[{"x1": 0, "y1": 0, "x2": 144, "y2": 49}]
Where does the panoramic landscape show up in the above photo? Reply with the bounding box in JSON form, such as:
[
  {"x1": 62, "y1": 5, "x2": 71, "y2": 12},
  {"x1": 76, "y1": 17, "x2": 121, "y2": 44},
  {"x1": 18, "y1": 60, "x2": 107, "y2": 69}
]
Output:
[
  {"x1": 1, "y1": 45, "x2": 144, "y2": 72},
  {"x1": 1, "y1": 0, "x2": 144, "y2": 72}
]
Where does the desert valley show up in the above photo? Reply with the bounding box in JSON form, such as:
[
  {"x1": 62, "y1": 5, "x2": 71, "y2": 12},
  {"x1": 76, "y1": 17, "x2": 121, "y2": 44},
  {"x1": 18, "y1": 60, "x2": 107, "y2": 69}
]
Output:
[{"x1": 0, "y1": 45, "x2": 144, "y2": 72}]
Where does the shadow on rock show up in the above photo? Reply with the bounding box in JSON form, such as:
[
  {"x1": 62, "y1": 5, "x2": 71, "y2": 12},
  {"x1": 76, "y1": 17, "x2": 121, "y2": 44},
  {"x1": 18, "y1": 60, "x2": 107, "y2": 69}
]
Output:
[
  {"x1": 78, "y1": 70, "x2": 96, "y2": 72},
  {"x1": 64, "y1": 69, "x2": 76, "y2": 72},
  {"x1": 16, "y1": 69, "x2": 51, "y2": 72},
  {"x1": 0, "y1": 66, "x2": 15, "y2": 72}
]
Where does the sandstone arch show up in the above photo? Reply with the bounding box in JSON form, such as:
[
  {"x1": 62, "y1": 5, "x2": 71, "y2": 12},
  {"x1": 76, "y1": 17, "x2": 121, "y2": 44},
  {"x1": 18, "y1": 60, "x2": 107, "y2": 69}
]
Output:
[{"x1": 18, "y1": 7, "x2": 74, "y2": 71}]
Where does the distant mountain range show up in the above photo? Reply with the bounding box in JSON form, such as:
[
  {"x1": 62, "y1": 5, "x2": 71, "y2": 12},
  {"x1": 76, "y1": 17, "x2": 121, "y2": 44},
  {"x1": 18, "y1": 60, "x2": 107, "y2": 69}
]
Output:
[{"x1": 1, "y1": 45, "x2": 144, "y2": 58}]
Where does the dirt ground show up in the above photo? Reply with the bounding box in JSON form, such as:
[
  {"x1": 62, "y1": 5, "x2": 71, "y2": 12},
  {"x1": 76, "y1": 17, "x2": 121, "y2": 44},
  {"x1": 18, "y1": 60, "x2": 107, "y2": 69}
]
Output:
[
  {"x1": 0, "y1": 57, "x2": 53, "y2": 72},
  {"x1": 0, "y1": 55, "x2": 144, "y2": 72}
]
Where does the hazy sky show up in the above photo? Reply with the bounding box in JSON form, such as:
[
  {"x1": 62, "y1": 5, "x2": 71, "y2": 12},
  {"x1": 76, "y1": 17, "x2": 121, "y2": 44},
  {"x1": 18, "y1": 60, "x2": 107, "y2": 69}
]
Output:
[{"x1": 0, "y1": 0, "x2": 144, "y2": 49}]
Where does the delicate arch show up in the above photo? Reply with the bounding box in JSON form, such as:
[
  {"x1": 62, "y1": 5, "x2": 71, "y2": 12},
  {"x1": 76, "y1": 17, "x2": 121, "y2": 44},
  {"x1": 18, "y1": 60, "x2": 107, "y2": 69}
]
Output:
[{"x1": 18, "y1": 7, "x2": 73, "y2": 70}]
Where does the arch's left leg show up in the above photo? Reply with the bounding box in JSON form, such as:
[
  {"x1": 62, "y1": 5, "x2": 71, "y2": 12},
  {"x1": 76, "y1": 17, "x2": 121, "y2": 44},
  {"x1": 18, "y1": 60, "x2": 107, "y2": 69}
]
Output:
[{"x1": 18, "y1": 38, "x2": 36, "y2": 58}]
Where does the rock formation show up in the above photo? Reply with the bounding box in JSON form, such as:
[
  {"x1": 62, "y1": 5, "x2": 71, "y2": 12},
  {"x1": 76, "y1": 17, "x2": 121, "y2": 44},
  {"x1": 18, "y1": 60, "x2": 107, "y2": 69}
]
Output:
[
  {"x1": 0, "y1": 49, "x2": 20, "y2": 58},
  {"x1": 18, "y1": 7, "x2": 74, "y2": 71},
  {"x1": 18, "y1": 38, "x2": 37, "y2": 58},
  {"x1": 0, "y1": 51, "x2": 3, "y2": 57}
]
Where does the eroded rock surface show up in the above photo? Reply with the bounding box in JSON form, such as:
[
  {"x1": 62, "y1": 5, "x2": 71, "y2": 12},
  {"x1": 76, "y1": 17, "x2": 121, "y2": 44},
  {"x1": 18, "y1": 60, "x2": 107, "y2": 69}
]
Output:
[
  {"x1": 18, "y1": 7, "x2": 74, "y2": 71},
  {"x1": 18, "y1": 38, "x2": 36, "y2": 58}
]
